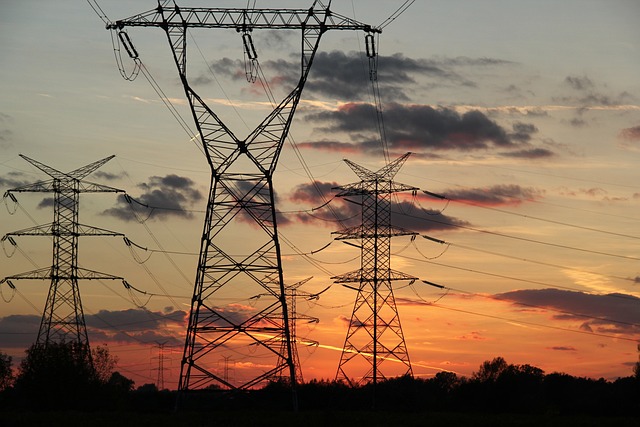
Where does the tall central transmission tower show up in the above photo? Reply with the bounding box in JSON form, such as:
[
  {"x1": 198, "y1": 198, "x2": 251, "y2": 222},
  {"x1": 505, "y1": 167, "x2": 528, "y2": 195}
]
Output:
[
  {"x1": 107, "y1": 2, "x2": 380, "y2": 393},
  {"x1": 1, "y1": 155, "x2": 125, "y2": 348},
  {"x1": 332, "y1": 153, "x2": 417, "y2": 387}
]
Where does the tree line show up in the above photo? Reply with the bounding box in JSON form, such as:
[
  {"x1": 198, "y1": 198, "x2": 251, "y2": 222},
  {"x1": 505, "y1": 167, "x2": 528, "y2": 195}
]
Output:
[{"x1": 1, "y1": 344, "x2": 639, "y2": 416}]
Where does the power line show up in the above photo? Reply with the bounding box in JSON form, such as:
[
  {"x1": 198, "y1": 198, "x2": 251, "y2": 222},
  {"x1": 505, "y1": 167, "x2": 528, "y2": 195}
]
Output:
[
  {"x1": 425, "y1": 302, "x2": 640, "y2": 344},
  {"x1": 417, "y1": 281, "x2": 640, "y2": 331},
  {"x1": 418, "y1": 235, "x2": 636, "y2": 284},
  {"x1": 393, "y1": 205, "x2": 640, "y2": 262},
  {"x1": 398, "y1": 251, "x2": 640, "y2": 303},
  {"x1": 423, "y1": 190, "x2": 640, "y2": 241}
]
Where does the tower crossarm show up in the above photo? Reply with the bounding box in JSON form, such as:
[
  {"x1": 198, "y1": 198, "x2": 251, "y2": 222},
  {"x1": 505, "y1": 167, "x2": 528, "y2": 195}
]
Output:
[
  {"x1": 1, "y1": 267, "x2": 53, "y2": 281},
  {"x1": 334, "y1": 181, "x2": 418, "y2": 197},
  {"x1": 2, "y1": 267, "x2": 123, "y2": 282},
  {"x1": 107, "y1": 6, "x2": 380, "y2": 34},
  {"x1": 6, "y1": 179, "x2": 124, "y2": 194},
  {"x1": 19, "y1": 154, "x2": 117, "y2": 181},
  {"x1": 4, "y1": 223, "x2": 124, "y2": 237},
  {"x1": 333, "y1": 225, "x2": 418, "y2": 240}
]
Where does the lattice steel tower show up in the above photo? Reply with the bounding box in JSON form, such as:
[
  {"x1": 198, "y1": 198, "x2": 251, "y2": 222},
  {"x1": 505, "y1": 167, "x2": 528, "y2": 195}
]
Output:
[
  {"x1": 106, "y1": 1, "x2": 379, "y2": 391},
  {"x1": 332, "y1": 153, "x2": 417, "y2": 386},
  {"x1": 1, "y1": 155, "x2": 124, "y2": 348}
]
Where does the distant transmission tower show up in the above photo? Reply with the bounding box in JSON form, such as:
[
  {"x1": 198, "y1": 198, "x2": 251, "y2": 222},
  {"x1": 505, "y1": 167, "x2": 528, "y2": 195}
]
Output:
[
  {"x1": 1, "y1": 155, "x2": 125, "y2": 348},
  {"x1": 106, "y1": 2, "x2": 380, "y2": 394},
  {"x1": 152, "y1": 341, "x2": 170, "y2": 390},
  {"x1": 333, "y1": 153, "x2": 417, "y2": 387},
  {"x1": 275, "y1": 277, "x2": 321, "y2": 384}
]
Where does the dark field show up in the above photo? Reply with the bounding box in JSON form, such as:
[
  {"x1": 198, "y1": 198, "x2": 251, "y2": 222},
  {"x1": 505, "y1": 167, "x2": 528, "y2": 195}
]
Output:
[{"x1": 3, "y1": 410, "x2": 639, "y2": 427}]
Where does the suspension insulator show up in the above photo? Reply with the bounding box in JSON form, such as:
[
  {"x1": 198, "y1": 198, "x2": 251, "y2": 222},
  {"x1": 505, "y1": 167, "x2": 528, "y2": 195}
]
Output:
[
  {"x1": 118, "y1": 31, "x2": 139, "y2": 59},
  {"x1": 365, "y1": 33, "x2": 376, "y2": 58},
  {"x1": 242, "y1": 32, "x2": 258, "y2": 60}
]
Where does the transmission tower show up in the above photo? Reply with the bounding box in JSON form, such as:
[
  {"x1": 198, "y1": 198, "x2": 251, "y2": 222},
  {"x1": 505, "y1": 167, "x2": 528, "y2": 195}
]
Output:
[
  {"x1": 274, "y1": 277, "x2": 321, "y2": 384},
  {"x1": 106, "y1": 1, "x2": 380, "y2": 393},
  {"x1": 332, "y1": 153, "x2": 418, "y2": 387},
  {"x1": 152, "y1": 341, "x2": 170, "y2": 390},
  {"x1": 1, "y1": 155, "x2": 125, "y2": 349}
]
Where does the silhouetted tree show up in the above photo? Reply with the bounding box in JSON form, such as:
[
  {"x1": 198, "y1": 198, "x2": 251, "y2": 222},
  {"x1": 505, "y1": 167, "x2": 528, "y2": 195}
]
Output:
[
  {"x1": 0, "y1": 351, "x2": 14, "y2": 392},
  {"x1": 13, "y1": 342, "x2": 121, "y2": 410},
  {"x1": 472, "y1": 356, "x2": 509, "y2": 383}
]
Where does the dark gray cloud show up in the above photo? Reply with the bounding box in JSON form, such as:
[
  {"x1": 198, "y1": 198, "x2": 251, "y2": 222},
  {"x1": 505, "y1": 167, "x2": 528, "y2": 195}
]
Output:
[
  {"x1": 86, "y1": 308, "x2": 185, "y2": 346},
  {"x1": 202, "y1": 51, "x2": 512, "y2": 101},
  {"x1": 285, "y1": 180, "x2": 469, "y2": 232},
  {"x1": 619, "y1": 125, "x2": 640, "y2": 141},
  {"x1": 0, "y1": 171, "x2": 31, "y2": 189},
  {"x1": 564, "y1": 76, "x2": 594, "y2": 91},
  {"x1": 499, "y1": 148, "x2": 555, "y2": 159},
  {"x1": 0, "y1": 112, "x2": 14, "y2": 147},
  {"x1": 556, "y1": 75, "x2": 636, "y2": 109},
  {"x1": 37, "y1": 197, "x2": 54, "y2": 209},
  {"x1": 92, "y1": 171, "x2": 122, "y2": 181},
  {"x1": 0, "y1": 309, "x2": 187, "y2": 349},
  {"x1": 569, "y1": 118, "x2": 587, "y2": 128},
  {"x1": 547, "y1": 346, "x2": 577, "y2": 351},
  {"x1": 496, "y1": 288, "x2": 640, "y2": 335},
  {"x1": 0, "y1": 314, "x2": 40, "y2": 348},
  {"x1": 510, "y1": 122, "x2": 538, "y2": 142},
  {"x1": 433, "y1": 184, "x2": 544, "y2": 206},
  {"x1": 302, "y1": 103, "x2": 547, "y2": 158},
  {"x1": 102, "y1": 174, "x2": 203, "y2": 221}
]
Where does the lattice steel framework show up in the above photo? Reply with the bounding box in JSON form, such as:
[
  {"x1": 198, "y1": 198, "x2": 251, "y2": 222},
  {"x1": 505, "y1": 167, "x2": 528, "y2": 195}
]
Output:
[
  {"x1": 107, "y1": 2, "x2": 379, "y2": 391},
  {"x1": 333, "y1": 153, "x2": 418, "y2": 386},
  {"x1": 274, "y1": 277, "x2": 320, "y2": 384},
  {"x1": 1, "y1": 155, "x2": 124, "y2": 348}
]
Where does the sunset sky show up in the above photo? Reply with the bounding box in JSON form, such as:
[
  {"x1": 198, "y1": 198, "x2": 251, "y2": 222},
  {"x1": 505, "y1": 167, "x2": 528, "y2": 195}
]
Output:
[{"x1": 1, "y1": 0, "x2": 640, "y2": 389}]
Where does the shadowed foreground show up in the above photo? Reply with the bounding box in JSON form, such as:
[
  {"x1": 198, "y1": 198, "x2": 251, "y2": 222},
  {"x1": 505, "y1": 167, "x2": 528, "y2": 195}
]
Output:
[{"x1": 1, "y1": 347, "x2": 638, "y2": 426}]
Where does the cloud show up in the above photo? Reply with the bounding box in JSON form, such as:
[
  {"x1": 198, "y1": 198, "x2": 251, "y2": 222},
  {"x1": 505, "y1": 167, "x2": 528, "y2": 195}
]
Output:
[
  {"x1": 92, "y1": 170, "x2": 123, "y2": 181},
  {"x1": 0, "y1": 314, "x2": 40, "y2": 348},
  {"x1": 564, "y1": 76, "x2": 594, "y2": 91},
  {"x1": 0, "y1": 309, "x2": 188, "y2": 349},
  {"x1": 0, "y1": 112, "x2": 13, "y2": 147},
  {"x1": 284, "y1": 180, "x2": 470, "y2": 232},
  {"x1": 37, "y1": 197, "x2": 55, "y2": 209},
  {"x1": 500, "y1": 148, "x2": 555, "y2": 159},
  {"x1": 202, "y1": 52, "x2": 513, "y2": 101},
  {"x1": 547, "y1": 346, "x2": 577, "y2": 351},
  {"x1": 618, "y1": 125, "x2": 640, "y2": 151},
  {"x1": 0, "y1": 171, "x2": 31, "y2": 189},
  {"x1": 619, "y1": 125, "x2": 640, "y2": 141},
  {"x1": 495, "y1": 288, "x2": 640, "y2": 335},
  {"x1": 302, "y1": 103, "x2": 547, "y2": 158},
  {"x1": 102, "y1": 174, "x2": 203, "y2": 221},
  {"x1": 556, "y1": 75, "x2": 637, "y2": 110},
  {"x1": 434, "y1": 184, "x2": 544, "y2": 206}
]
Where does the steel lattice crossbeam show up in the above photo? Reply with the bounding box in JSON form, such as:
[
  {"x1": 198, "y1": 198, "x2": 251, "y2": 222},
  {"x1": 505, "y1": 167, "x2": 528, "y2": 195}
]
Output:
[
  {"x1": 107, "y1": 1, "x2": 379, "y2": 394},
  {"x1": 1, "y1": 155, "x2": 124, "y2": 348},
  {"x1": 332, "y1": 153, "x2": 418, "y2": 387}
]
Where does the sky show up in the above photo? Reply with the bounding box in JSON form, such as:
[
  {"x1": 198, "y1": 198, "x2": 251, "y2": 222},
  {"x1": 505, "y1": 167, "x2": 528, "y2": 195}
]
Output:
[{"x1": 1, "y1": 0, "x2": 640, "y2": 389}]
